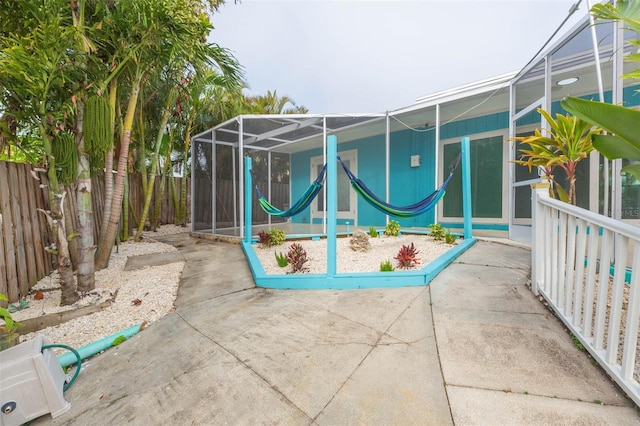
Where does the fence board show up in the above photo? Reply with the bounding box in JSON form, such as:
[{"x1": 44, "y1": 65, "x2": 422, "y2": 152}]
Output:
[
  {"x1": 25, "y1": 165, "x2": 47, "y2": 279},
  {"x1": 0, "y1": 163, "x2": 8, "y2": 299},
  {"x1": 0, "y1": 163, "x2": 18, "y2": 301},
  {"x1": 17, "y1": 164, "x2": 37, "y2": 292},
  {"x1": 8, "y1": 164, "x2": 29, "y2": 298}
]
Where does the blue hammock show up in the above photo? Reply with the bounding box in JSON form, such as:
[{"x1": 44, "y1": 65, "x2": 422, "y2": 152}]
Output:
[
  {"x1": 255, "y1": 164, "x2": 327, "y2": 217},
  {"x1": 337, "y1": 153, "x2": 460, "y2": 218}
]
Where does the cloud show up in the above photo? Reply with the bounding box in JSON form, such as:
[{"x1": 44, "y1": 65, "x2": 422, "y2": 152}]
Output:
[{"x1": 211, "y1": 1, "x2": 585, "y2": 113}]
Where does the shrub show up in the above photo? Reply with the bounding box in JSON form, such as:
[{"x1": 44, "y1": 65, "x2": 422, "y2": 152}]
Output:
[
  {"x1": 429, "y1": 223, "x2": 446, "y2": 241},
  {"x1": 379, "y1": 259, "x2": 394, "y2": 272},
  {"x1": 384, "y1": 220, "x2": 400, "y2": 236},
  {"x1": 286, "y1": 242, "x2": 309, "y2": 273},
  {"x1": 257, "y1": 230, "x2": 272, "y2": 248},
  {"x1": 368, "y1": 225, "x2": 378, "y2": 238},
  {"x1": 394, "y1": 243, "x2": 420, "y2": 269},
  {"x1": 275, "y1": 252, "x2": 288, "y2": 267},
  {"x1": 268, "y1": 228, "x2": 286, "y2": 246},
  {"x1": 257, "y1": 228, "x2": 286, "y2": 247},
  {"x1": 444, "y1": 230, "x2": 458, "y2": 244}
]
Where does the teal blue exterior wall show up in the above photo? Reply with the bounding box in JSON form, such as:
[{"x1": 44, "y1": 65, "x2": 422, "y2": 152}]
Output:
[
  {"x1": 440, "y1": 111, "x2": 509, "y2": 140},
  {"x1": 286, "y1": 86, "x2": 640, "y2": 232},
  {"x1": 291, "y1": 129, "x2": 437, "y2": 228}
]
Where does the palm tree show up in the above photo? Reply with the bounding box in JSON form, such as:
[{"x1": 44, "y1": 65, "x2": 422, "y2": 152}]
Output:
[
  {"x1": 245, "y1": 90, "x2": 307, "y2": 114},
  {"x1": 93, "y1": 0, "x2": 243, "y2": 266}
]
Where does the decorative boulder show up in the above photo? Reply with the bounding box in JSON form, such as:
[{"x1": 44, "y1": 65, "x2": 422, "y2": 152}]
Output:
[{"x1": 349, "y1": 230, "x2": 371, "y2": 252}]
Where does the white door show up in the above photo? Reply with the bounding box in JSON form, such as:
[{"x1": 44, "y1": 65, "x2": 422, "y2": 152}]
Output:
[{"x1": 310, "y1": 150, "x2": 357, "y2": 223}]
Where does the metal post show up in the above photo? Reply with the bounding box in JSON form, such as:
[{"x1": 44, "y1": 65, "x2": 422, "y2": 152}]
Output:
[
  {"x1": 244, "y1": 156, "x2": 252, "y2": 244},
  {"x1": 327, "y1": 135, "x2": 337, "y2": 277},
  {"x1": 385, "y1": 112, "x2": 390, "y2": 225},
  {"x1": 461, "y1": 137, "x2": 472, "y2": 239}
]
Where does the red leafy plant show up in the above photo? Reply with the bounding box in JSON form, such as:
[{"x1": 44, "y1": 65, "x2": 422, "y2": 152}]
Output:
[
  {"x1": 394, "y1": 243, "x2": 420, "y2": 269},
  {"x1": 257, "y1": 230, "x2": 272, "y2": 248},
  {"x1": 286, "y1": 242, "x2": 309, "y2": 273}
]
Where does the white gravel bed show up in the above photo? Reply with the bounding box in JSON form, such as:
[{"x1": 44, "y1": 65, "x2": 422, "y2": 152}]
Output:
[
  {"x1": 254, "y1": 233, "x2": 457, "y2": 274},
  {"x1": 14, "y1": 225, "x2": 189, "y2": 352}
]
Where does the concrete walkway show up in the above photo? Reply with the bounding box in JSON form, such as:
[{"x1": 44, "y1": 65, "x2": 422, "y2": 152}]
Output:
[{"x1": 40, "y1": 234, "x2": 639, "y2": 425}]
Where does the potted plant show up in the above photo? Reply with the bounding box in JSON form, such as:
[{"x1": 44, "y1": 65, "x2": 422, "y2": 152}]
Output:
[{"x1": 0, "y1": 293, "x2": 21, "y2": 350}]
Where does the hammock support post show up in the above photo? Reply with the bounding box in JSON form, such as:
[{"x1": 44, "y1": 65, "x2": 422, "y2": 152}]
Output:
[
  {"x1": 244, "y1": 156, "x2": 252, "y2": 244},
  {"x1": 461, "y1": 137, "x2": 473, "y2": 239},
  {"x1": 327, "y1": 135, "x2": 337, "y2": 277}
]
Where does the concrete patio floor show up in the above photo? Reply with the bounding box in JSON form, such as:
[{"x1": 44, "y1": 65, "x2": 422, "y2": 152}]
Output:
[{"x1": 34, "y1": 234, "x2": 640, "y2": 425}]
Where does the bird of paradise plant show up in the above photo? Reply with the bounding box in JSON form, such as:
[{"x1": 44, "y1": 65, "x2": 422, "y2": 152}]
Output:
[{"x1": 511, "y1": 108, "x2": 600, "y2": 205}]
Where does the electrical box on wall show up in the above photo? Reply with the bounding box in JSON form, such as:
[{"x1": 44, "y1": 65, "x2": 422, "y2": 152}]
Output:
[{"x1": 410, "y1": 155, "x2": 421, "y2": 168}]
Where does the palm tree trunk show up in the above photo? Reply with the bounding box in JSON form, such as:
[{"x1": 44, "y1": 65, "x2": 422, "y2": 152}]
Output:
[
  {"x1": 95, "y1": 71, "x2": 142, "y2": 269},
  {"x1": 152, "y1": 145, "x2": 173, "y2": 230},
  {"x1": 121, "y1": 171, "x2": 130, "y2": 241},
  {"x1": 97, "y1": 79, "x2": 118, "y2": 252},
  {"x1": 179, "y1": 116, "x2": 193, "y2": 226},
  {"x1": 75, "y1": 95, "x2": 95, "y2": 294},
  {"x1": 170, "y1": 173, "x2": 180, "y2": 225},
  {"x1": 37, "y1": 114, "x2": 78, "y2": 305},
  {"x1": 135, "y1": 89, "x2": 175, "y2": 241}
]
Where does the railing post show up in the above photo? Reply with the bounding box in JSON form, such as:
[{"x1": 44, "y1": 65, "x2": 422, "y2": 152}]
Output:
[{"x1": 531, "y1": 179, "x2": 550, "y2": 295}]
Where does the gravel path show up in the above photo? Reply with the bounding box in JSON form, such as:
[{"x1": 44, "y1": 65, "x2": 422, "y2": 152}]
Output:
[{"x1": 14, "y1": 225, "x2": 188, "y2": 352}]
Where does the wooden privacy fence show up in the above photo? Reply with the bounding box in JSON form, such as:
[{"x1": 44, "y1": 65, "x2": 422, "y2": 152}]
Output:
[{"x1": 0, "y1": 161, "x2": 191, "y2": 303}]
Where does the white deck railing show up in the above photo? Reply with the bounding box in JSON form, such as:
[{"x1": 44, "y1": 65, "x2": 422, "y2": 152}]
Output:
[{"x1": 532, "y1": 183, "x2": 640, "y2": 406}]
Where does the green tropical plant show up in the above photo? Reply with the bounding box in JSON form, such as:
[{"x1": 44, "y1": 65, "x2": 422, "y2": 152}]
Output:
[
  {"x1": 560, "y1": 1, "x2": 640, "y2": 180},
  {"x1": 268, "y1": 228, "x2": 286, "y2": 246},
  {"x1": 429, "y1": 223, "x2": 446, "y2": 241},
  {"x1": 444, "y1": 230, "x2": 458, "y2": 244},
  {"x1": 379, "y1": 259, "x2": 394, "y2": 272},
  {"x1": 510, "y1": 108, "x2": 600, "y2": 205},
  {"x1": 368, "y1": 225, "x2": 379, "y2": 238},
  {"x1": 384, "y1": 220, "x2": 401, "y2": 236},
  {"x1": 275, "y1": 252, "x2": 288, "y2": 267},
  {"x1": 0, "y1": 293, "x2": 22, "y2": 349}
]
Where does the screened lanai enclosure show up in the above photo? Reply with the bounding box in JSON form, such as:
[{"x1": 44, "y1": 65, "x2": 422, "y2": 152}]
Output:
[{"x1": 191, "y1": 111, "x2": 469, "y2": 240}]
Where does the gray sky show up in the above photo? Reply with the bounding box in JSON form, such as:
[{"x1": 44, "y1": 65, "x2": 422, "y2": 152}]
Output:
[{"x1": 210, "y1": 0, "x2": 588, "y2": 113}]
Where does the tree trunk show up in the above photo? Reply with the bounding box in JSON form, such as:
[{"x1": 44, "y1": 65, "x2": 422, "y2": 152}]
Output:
[
  {"x1": 75, "y1": 96, "x2": 95, "y2": 294},
  {"x1": 170, "y1": 173, "x2": 180, "y2": 225},
  {"x1": 63, "y1": 187, "x2": 79, "y2": 270},
  {"x1": 95, "y1": 72, "x2": 142, "y2": 270},
  {"x1": 54, "y1": 193, "x2": 77, "y2": 305},
  {"x1": 179, "y1": 117, "x2": 193, "y2": 226},
  {"x1": 121, "y1": 170, "x2": 130, "y2": 241},
  {"x1": 135, "y1": 89, "x2": 175, "y2": 241},
  {"x1": 152, "y1": 147, "x2": 172, "y2": 230},
  {"x1": 41, "y1": 126, "x2": 78, "y2": 305},
  {"x1": 97, "y1": 79, "x2": 118, "y2": 252}
]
